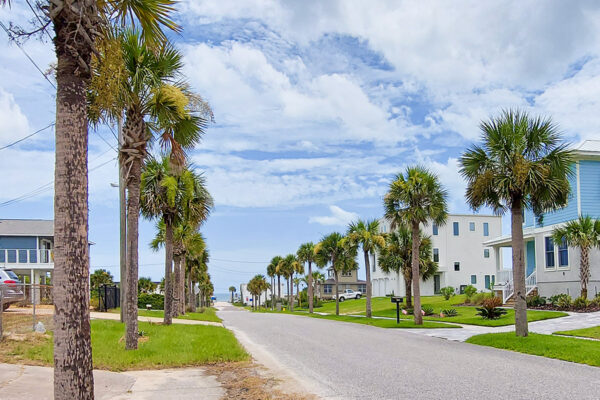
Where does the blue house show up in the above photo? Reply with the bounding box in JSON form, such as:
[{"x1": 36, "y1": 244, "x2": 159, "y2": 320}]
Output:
[
  {"x1": 486, "y1": 140, "x2": 600, "y2": 301},
  {"x1": 0, "y1": 219, "x2": 54, "y2": 286}
]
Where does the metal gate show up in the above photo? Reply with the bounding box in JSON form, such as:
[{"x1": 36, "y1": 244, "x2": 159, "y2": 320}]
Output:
[{"x1": 98, "y1": 284, "x2": 120, "y2": 312}]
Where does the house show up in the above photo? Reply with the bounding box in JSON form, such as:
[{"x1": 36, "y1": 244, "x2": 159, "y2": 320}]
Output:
[
  {"x1": 487, "y1": 140, "x2": 600, "y2": 302},
  {"x1": 0, "y1": 219, "x2": 54, "y2": 286},
  {"x1": 371, "y1": 214, "x2": 502, "y2": 297},
  {"x1": 239, "y1": 280, "x2": 287, "y2": 306},
  {"x1": 320, "y1": 268, "x2": 366, "y2": 299}
]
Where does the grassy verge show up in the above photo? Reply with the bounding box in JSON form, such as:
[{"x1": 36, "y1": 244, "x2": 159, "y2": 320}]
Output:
[
  {"x1": 252, "y1": 308, "x2": 461, "y2": 329},
  {"x1": 555, "y1": 326, "x2": 600, "y2": 340},
  {"x1": 466, "y1": 332, "x2": 600, "y2": 367},
  {"x1": 0, "y1": 319, "x2": 248, "y2": 371},
  {"x1": 110, "y1": 307, "x2": 222, "y2": 323}
]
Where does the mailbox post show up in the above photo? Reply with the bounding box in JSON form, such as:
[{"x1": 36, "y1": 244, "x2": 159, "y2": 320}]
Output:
[{"x1": 390, "y1": 296, "x2": 404, "y2": 324}]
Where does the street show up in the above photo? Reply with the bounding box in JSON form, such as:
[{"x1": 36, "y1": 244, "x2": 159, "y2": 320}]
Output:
[{"x1": 218, "y1": 304, "x2": 600, "y2": 399}]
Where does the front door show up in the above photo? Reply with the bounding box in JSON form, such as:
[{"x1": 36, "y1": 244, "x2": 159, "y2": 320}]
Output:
[{"x1": 434, "y1": 274, "x2": 441, "y2": 294}]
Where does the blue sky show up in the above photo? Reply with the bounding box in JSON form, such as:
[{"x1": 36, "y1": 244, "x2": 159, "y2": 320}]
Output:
[{"x1": 1, "y1": 1, "x2": 600, "y2": 294}]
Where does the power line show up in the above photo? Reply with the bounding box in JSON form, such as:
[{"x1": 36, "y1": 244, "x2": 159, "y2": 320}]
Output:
[
  {"x1": 24, "y1": 0, "x2": 53, "y2": 43},
  {"x1": 211, "y1": 257, "x2": 269, "y2": 264},
  {"x1": 0, "y1": 20, "x2": 56, "y2": 89},
  {"x1": 0, "y1": 123, "x2": 54, "y2": 151}
]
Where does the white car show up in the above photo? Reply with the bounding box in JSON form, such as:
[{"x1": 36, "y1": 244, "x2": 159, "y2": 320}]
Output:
[{"x1": 334, "y1": 289, "x2": 362, "y2": 302}]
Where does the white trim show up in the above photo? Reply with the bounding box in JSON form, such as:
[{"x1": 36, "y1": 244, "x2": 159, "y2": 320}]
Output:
[
  {"x1": 543, "y1": 235, "x2": 557, "y2": 271},
  {"x1": 576, "y1": 160, "x2": 581, "y2": 217}
]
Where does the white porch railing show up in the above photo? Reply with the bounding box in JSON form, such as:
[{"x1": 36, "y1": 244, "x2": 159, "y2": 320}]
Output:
[
  {"x1": 502, "y1": 278, "x2": 514, "y2": 303},
  {"x1": 499, "y1": 271, "x2": 537, "y2": 303},
  {"x1": 496, "y1": 269, "x2": 513, "y2": 285},
  {"x1": 525, "y1": 272, "x2": 537, "y2": 294},
  {"x1": 0, "y1": 249, "x2": 54, "y2": 264}
]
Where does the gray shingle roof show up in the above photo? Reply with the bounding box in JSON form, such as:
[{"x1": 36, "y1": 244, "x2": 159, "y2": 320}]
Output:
[{"x1": 0, "y1": 219, "x2": 53, "y2": 236}]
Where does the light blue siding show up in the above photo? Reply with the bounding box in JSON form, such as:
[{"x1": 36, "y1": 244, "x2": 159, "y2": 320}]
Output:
[
  {"x1": 526, "y1": 241, "x2": 536, "y2": 276},
  {"x1": 540, "y1": 166, "x2": 578, "y2": 226},
  {"x1": 579, "y1": 160, "x2": 600, "y2": 218},
  {"x1": 523, "y1": 209, "x2": 536, "y2": 228},
  {"x1": 0, "y1": 236, "x2": 36, "y2": 250}
]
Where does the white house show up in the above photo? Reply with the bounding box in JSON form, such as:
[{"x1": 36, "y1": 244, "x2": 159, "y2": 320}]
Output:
[
  {"x1": 487, "y1": 140, "x2": 600, "y2": 302},
  {"x1": 239, "y1": 280, "x2": 287, "y2": 306},
  {"x1": 372, "y1": 214, "x2": 502, "y2": 297}
]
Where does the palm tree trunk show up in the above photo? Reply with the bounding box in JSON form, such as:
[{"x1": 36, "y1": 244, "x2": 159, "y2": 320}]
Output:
[
  {"x1": 163, "y1": 220, "x2": 174, "y2": 325},
  {"x1": 290, "y1": 275, "x2": 294, "y2": 311},
  {"x1": 404, "y1": 273, "x2": 412, "y2": 308},
  {"x1": 297, "y1": 282, "x2": 301, "y2": 308},
  {"x1": 180, "y1": 258, "x2": 186, "y2": 314},
  {"x1": 511, "y1": 201, "x2": 528, "y2": 337},
  {"x1": 173, "y1": 256, "x2": 181, "y2": 317},
  {"x1": 364, "y1": 250, "x2": 372, "y2": 318},
  {"x1": 125, "y1": 156, "x2": 142, "y2": 349},
  {"x1": 52, "y1": 16, "x2": 95, "y2": 395},
  {"x1": 277, "y1": 275, "x2": 281, "y2": 302},
  {"x1": 411, "y1": 221, "x2": 423, "y2": 325},
  {"x1": 335, "y1": 269, "x2": 340, "y2": 316},
  {"x1": 580, "y1": 245, "x2": 590, "y2": 299},
  {"x1": 308, "y1": 261, "x2": 314, "y2": 313},
  {"x1": 188, "y1": 278, "x2": 196, "y2": 312}
]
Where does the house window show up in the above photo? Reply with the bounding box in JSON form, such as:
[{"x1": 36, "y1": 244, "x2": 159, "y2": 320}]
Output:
[
  {"x1": 483, "y1": 222, "x2": 489, "y2": 236},
  {"x1": 545, "y1": 237, "x2": 555, "y2": 268},
  {"x1": 358, "y1": 284, "x2": 367, "y2": 293},
  {"x1": 341, "y1": 271, "x2": 353, "y2": 277},
  {"x1": 432, "y1": 223, "x2": 438, "y2": 235},
  {"x1": 453, "y1": 222, "x2": 459, "y2": 236},
  {"x1": 469, "y1": 222, "x2": 475, "y2": 231},
  {"x1": 484, "y1": 275, "x2": 491, "y2": 289},
  {"x1": 558, "y1": 238, "x2": 569, "y2": 268},
  {"x1": 324, "y1": 284, "x2": 332, "y2": 294},
  {"x1": 433, "y1": 248, "x2": 439, "y2": 262},
  {"x1": 484, "y1": 249, "x2": 490, "y2": 258},
  {"x1": 454, "y1": 262, "x2": 460, "y2": 271},
  {"x1": 471, "y1": 275, "x2": 477, "y2": 284}
]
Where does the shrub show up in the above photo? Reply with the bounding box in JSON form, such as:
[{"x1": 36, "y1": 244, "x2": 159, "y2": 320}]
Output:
[
  {"x1": 138, "y1": 293, "x2": 164, "y2": 310},
  {"x1": 470, "y1": 292, "x2": 488, "y2": 305},
  {"x1": 573, "y1": 296, "x2": 589, "y2": 309},
  {"x1": 463, "y1": 285, "x2": 477, "y2": 301},
  {"x1": 440, "y1": 287, "x2": 455, "y2": 300},
  {"x1": 476, "y1": 297, "x2": 507, "y2": 320},
  {"x1": 421, "y1": 305, "x2": 434, "y2": 316},
  {"x1": 526, "y1": 294, "x2": 547, "y2": 307},
  {"x1": 441, "y1": 308, "x2": 458, "y2": 317},
  {"x1": 548, "y1": 294, "x2": 572, "y2": 309}
]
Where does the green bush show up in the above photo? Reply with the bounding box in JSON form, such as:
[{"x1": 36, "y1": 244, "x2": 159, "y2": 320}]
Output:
[
  {"x1": 440, "y1": 286, "x2": 455, "y2": 300},
  {"x1": 463, "y1": 285, "x2": 477, "y2": 301},
  {"x1": 573, "y1": 296, "x2": 589, "y2": 309},
  {"x1": 470, "y1": 292, "x2": 488, "y2": 305},
  {"x1": 441, "y1": 308, "x2": 458, "y2": 317},
  {"x1": 138, "y1": 293, "x2": 164, "y2": 310},
  {"x1": 476, "y1": 297, "x2": 507, "y2": 320},
  {"x1": 549, "y1": 294, "x2": 572, "y2": 309},
  {"x1": 421, "y1": 305, "x2": 434, "y2": 316},
  {"x1": 526, "y1": 294, "x2": 547, "y2": 307}
]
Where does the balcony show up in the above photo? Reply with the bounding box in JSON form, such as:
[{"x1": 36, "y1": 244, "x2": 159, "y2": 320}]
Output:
[{"x1": 0, "y1": 249, "x2": 54, "y2": 265}]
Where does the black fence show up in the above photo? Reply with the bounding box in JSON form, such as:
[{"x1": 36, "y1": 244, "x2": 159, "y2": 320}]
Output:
[{"x1": 98, "y1": 284, "x2": 120, "y2": 312}]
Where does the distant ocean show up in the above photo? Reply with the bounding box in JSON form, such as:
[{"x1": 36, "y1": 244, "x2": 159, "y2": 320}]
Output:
[{"x1": 213, "y1": 292, "x2": 231, "y2": 301}]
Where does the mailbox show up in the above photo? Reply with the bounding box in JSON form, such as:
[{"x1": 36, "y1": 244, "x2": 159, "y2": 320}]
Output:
[
  {"x1": 390, "y1": 296, "x2": 404, "y2": 303},
  {"x1": 390, "y1": 296, "x2": 404, "y2": 323}
]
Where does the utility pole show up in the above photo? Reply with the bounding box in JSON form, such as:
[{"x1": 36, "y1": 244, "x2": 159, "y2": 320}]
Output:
[{"x1": 118, "y1": 115, "x2": 127, "y2": 323}]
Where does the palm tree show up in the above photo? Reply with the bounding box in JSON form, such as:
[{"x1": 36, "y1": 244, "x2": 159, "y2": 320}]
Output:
[
  {"x1": 460, "y1": 109, "x2": 573, "y2": 336},
  {"x1": 384, "y1": 166, "x2": 448, "y2": 325},
  {"x1": 229, "y1": 286, "x2": 237, "y2": 303},
  {"x1": 378, "y1": 227, "x2": 438, "y2": 308},
  {"x1": 277, "y1": 255, "x2": 296, "y2": 310},
  {"x1": 188, "y1": 246, "x2": 209, "y2": 312},
  {"x1": 0, "y1": 2, "x2": 179, "y2": 396},
  {"x1": 293, "y1": 277, "x2": 302, "y2": 308},
  {"x1": 297, "y1": 242, "x2": 317, "y2": 313},
  {"x1": 142, "y1": 157, "x2": 212, "y2": 333},
  {"x1": 552, "y1": 216, "x2": 600, "y2": 299},
  {"x1": 266, "y1": 261, "x2": 277, "y2": 309},
  {"x1": 347, "y1": 219, "x2": 385, "y2": 318},
  {"x1": 315, "y1": 233, "x2": 358, "y2": 316},
  {"x1": 269, "y1": 256, "x2": 283, "y2": 304},
  {"x1": 312, "y1": 271, "x2": 325, "y2": 300},
  {"x1": 291, "y1": 257, "x2": 304, "y2": 311}
]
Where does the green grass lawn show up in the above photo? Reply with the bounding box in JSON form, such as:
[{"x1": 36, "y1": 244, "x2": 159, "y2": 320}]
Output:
[
  {"x1": 0, "y1": 320, "x2": 247, "y2": 371},
  {"x1": 312, "y1": 295, "x2": 567, "y2": 327},
  {"x1": 555, "y1": 326, "x2": 600, "y2": 340},
  {"x1": 110, "y1": 307, "x2": 222, "y2": 323},
  {"x1": 466, "y1": 332, "x2": 600, "y2": 367}
]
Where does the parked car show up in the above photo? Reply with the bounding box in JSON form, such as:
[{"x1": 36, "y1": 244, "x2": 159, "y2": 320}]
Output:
[
  {"x1": 0, "y1": 268, "x2": 25, "y2": 310},
  {"x1": 333, "y1": 289, "x2": 362, "y2": 302}
]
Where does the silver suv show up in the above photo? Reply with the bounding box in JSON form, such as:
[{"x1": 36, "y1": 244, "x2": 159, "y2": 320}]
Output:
[{"x1": 0, "y1": 268, "x2": 25, "y2": 310}]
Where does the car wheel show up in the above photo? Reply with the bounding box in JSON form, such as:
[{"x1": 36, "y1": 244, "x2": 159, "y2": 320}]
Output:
[
  {"x1": 339, "y1": 297, "x2": 345, "y2": 302},
  {"x1": 2, "y1": 303, "x2": 9, "y2": 311},
  {"x1": 356, "y1": 294, "x2": 361, "y2": 299}
]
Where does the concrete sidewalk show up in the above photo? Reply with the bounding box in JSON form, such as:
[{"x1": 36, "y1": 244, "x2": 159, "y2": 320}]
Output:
[
  {"x1": 0, "y1": 363, "x2": 224, "y2": 400},
  {"x1": 90, "y1": 311, "x2": 223, "y2": 327}
]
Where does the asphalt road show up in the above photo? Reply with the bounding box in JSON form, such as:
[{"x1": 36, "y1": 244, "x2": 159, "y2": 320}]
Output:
[{"x1": 218, "y1": 304, "x2": 600, "y2": 400}]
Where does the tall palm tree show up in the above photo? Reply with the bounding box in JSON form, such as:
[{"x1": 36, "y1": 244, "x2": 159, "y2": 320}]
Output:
[
  {"x1": 312, "y1": 271, "x2": 325, "y2": 300},
  {"x1": 142, "y1": 157, "x2": 212, "y2": 334},
  {"x1": 180, "y1": 229, "x2": 206, "y2": 313},
  {"x1": 266, "y1": 261, "x2": 277, "y2": 309},
  {"x1": 552, "y1": 216, "x2": 600, "y2": 299},
  {"x1": 297, "y1": 242, "x2": 317, "y2": 313},
  {"x1": 277, "y1": 254, "x2": 297, "y2": 310},
  {"x1": 460, "y1": 109, "x2": 573, "y2": 336},
  {"x1": 347, "y1": 219, "x2": 385, "y2": 318},
  {"x1": 0, "y1": 2, "x2": 179, "y2": 397},
  {"x1": 269, "y1": 256, "x2": 283, "y2": 304},
  {"x1": 188, "y1": 246, "x2": 209, "y2": 311},
  {"x1": 229, "y1": 286, "x2": 237, "y2": 303},
  {"x1": 378, "y1": 227, "x2": 438, "y2": 307},
  {"x1": 292, "y1": 276, "x2": 302, "y2": 308},
  {"x1": 315, "y1": 233, "x2": 358, "y2": 316},
  {"x1": 291, "y1": 257, "x2": 304, "y2": 311},
  {"x1": 384, "y1": 166, "x2": 448, "y2": 325}
]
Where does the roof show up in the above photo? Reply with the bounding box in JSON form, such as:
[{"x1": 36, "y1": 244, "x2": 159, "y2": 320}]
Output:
[
  {"x1": 575, "y1": 140, "x2": 600, "y2": 157},
  {"x1": 324, "y1": 278, "x2": 366, "y2": 284},
  {"x1": 0, "y1": 219, "x2": 54, "y2": 237}
]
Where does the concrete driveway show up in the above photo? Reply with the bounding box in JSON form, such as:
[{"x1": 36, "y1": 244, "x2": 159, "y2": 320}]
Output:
[{"x1": 217, "y1": 303, "x2": 600, "y2": 400}]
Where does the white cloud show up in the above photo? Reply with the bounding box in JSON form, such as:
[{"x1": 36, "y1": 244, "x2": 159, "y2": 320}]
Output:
[
  {"x1": 0, "y1": 89, "x2": 30, "y2": 147},
  {"x1": 309, "y1": 205, "x2": 358, "y2": 226}
]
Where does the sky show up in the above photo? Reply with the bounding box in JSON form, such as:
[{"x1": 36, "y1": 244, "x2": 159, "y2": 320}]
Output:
[{"x1": 1, "y1": 1, "x2": 600, "y2": 294}]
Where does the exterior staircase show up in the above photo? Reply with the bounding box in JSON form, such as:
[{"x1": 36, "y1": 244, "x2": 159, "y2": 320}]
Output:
[{"x1": 494, "y1": 271, "x2": 537, "y2": 306}]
